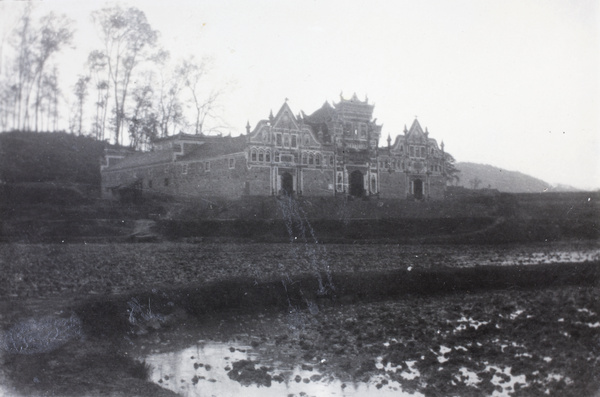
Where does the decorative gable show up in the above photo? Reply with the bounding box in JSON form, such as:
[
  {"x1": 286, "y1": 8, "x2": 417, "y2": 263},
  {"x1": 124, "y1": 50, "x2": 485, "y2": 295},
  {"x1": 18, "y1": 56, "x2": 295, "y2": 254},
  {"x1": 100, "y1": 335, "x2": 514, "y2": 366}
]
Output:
[
  {"x1": 272, "y1": 102, "x2": 300, "y2": 131},
  {"x1": 248, "y1": 120, "x2": 271, "y2": 144}
]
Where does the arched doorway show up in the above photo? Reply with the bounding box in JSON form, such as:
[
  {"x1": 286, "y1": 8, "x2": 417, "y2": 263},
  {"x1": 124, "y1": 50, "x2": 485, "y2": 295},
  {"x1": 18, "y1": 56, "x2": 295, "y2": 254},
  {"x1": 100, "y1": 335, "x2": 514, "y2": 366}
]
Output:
[
  {"x1": 349, "y1": 170, "x2": 365, "y2": 197},
  {"x1": 281, "y1": 172, "x2": 294, "y2": 196},
  {"x1": 413, "y1": 179, "x2": 424, "y2": 199}
]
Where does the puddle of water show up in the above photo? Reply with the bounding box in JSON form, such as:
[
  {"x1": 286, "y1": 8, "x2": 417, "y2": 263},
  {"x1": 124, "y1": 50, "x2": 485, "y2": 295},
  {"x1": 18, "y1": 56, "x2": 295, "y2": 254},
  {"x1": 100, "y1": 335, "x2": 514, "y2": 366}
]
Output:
[
  {"x1": 497, "y1": 250, "x2": 600, "y2": 266},
  {"x1": 143, "y1": 341, "x2": 424, "y2": 397},
  {"x1": 485, "y1": 365, "x2": 528, "y2": 397}
]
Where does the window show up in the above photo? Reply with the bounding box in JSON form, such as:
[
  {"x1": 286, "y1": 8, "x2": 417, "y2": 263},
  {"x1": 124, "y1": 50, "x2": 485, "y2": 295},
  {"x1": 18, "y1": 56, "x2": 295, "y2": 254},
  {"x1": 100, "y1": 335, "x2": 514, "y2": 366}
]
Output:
[
  {"x1": 315, "y1": 154, "x2": 321, "y2": 166},
  {"x1": 182, "y1": 163, "x2": 188, "y2": 175},
  {"x1": 274, "y1": 151, "x2": 280, "y2": 162},
  {"x1": 329, "y1": 155, "x2": 334, "y2": 166},
  {"x1": 276, "y1": 134, "x2": 282, "y2": 146},
  {"x1": 308, "y1": 153, "x2": 314, "y2": 165},
  {"x1": 410, "y1": 146, "x2": 415, "y2": 157},
  {"x1": 205, "y1": 161, "x2": 210, "y2": 172},
  {"x1": 291, "y1": 135, "x2": 297, "y2": 148},
  {"x1": 251, "y1": 149, "x2": 257, "y2": 162},
  {"x1": 164, "y1": 178, "x2": 169, "y2": 187},
  {"x1": 420, "y1": 147, "x2": 425, "y2": 158},
  {"x1": 302, "y1": 153, "x2": 307, "y2": 164},
  {"x1": 258, "y1": 150, "x2": 264, "y2": 162},
  {"x1": 229, "y1": 158, "x2": 235, "y2": 169},
  {"x1": 304, "y1": 135, "x2": 310, "y2": 146},
  {"x1": 265, "y1": 151, "x2": 271, "y2": 162},
  {"x1": 283, "y1": 134, "x2": 290, "y2": 148},
  {"x1": 400, "y1": 145, "x2": 404, "y2": 153}
]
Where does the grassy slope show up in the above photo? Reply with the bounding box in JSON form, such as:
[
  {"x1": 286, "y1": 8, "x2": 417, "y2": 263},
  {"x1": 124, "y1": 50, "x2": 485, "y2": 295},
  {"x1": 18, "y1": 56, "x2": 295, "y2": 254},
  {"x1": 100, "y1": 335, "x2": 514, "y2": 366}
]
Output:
[{"x1": 0, "y1": 131, "x2": 105, "y2": 184}]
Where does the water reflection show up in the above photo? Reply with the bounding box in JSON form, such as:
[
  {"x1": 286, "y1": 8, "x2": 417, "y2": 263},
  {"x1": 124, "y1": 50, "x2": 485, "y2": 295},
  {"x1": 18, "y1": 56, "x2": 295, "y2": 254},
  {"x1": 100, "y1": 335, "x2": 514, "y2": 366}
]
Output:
[{"x1": 143, "y1": 341, "x2": 423, "y2": 397}]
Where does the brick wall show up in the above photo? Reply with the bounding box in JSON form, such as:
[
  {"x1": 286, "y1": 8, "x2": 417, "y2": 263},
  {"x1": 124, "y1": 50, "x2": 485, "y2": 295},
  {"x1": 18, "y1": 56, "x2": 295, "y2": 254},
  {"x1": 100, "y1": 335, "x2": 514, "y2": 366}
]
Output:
[
  {"x1": 378, "y1": 171, "x2": 407, "y2": 199},
  {"x1": 301, "y1": 168, "x2": 335, "y2": 196}
]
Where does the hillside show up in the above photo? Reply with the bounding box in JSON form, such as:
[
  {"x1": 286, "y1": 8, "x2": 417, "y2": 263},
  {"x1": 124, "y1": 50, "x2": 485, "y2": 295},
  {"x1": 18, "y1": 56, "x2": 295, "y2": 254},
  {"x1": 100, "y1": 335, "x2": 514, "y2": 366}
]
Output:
[
  {"x1": 0, "y1": 131, "x2": 106, "y2": 185},
  {"x1": 0, "y1": 131, "x2": 108, "y2": 205},
  {"x1": 454, "y1": 162, "x2": 579, "y2": 193}
]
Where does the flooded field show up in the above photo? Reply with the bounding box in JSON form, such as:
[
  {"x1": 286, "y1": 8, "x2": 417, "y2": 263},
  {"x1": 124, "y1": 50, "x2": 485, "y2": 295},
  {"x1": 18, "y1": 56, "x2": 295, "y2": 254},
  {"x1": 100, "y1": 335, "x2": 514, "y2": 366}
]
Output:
[
  {"x1": 0, "y1": 241, "x2": 598, "y2": 396},
  {"x1": 131, "y1": 284, "x2": 599, "y2": 397}
]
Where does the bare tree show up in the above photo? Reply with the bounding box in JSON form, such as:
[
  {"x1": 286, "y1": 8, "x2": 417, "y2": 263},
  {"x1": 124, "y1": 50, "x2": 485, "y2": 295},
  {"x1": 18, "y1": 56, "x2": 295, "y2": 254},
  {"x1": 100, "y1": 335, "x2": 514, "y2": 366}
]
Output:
[
  {"x1": 154, "y1": 51, "x2": 185, "y2": 137},
  {"x1": 176, "y1": 56, "x2": 221, "y2": 135},
  {"x1": 91, "y1": 5, "x2": 159, "y2": 145}
]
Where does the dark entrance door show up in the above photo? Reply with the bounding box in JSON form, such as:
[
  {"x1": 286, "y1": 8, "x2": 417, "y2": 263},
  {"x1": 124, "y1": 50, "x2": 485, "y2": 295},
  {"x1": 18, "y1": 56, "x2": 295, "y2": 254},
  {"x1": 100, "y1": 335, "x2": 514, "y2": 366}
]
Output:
[
  {"x1": 349, "y1": 170, "x2": 365, "y2": 197},
  {"x1": 281, "y1": 172, "x2": 294, "y2": 196},
  {"x1": 414, "y1": 179, "x2": 424, "y2": 199}
]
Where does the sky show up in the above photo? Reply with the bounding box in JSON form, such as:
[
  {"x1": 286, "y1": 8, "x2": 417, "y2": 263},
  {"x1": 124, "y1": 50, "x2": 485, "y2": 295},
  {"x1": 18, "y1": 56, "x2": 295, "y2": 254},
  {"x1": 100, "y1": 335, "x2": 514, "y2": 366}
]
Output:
[{"x1": 1, "y1": 0, "x2": 599, "y2": 190}]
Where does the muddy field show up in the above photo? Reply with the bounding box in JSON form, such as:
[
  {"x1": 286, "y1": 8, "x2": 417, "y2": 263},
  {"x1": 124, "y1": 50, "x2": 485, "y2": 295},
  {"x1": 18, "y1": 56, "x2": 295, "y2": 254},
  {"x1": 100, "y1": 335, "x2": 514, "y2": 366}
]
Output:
[
  {"x1": 0, "y1": 241, "x2": 599, "y2": 396},
  {"x1": 136, "y1": 285, "x2": 600, "y2": 397},
  {"x1": 0, "y1": 241, "x2": 598, "y2": 298}
]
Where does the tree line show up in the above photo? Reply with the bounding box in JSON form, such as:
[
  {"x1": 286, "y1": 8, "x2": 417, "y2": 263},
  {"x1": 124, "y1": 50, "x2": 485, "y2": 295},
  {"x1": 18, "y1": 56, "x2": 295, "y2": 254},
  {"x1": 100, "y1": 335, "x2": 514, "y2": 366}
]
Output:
[{"x1": 0, "y1": 4, "x2": 222, "y2": 150}]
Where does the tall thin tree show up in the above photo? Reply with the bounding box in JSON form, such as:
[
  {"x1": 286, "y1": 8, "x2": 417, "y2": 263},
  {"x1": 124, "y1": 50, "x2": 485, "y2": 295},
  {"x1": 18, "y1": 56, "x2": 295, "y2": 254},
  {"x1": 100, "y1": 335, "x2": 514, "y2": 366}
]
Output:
[{"x1": 91, "y1": 5, "x2": 158, "y2": 145}]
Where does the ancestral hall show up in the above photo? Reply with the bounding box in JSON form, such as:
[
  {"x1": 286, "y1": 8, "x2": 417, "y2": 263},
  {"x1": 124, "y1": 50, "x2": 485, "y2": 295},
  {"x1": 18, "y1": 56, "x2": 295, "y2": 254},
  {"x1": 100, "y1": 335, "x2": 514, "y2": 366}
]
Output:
[{"x1": 101, "y1": 94, "x2": 449, "y2": 200}]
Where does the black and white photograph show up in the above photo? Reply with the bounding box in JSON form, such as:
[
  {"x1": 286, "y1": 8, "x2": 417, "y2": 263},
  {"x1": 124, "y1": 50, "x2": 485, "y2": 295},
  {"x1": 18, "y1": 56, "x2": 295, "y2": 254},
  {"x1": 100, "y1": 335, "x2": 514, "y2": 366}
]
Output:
[{"x1": 0, "y1": 0, "x2": 598, "y2": 396}]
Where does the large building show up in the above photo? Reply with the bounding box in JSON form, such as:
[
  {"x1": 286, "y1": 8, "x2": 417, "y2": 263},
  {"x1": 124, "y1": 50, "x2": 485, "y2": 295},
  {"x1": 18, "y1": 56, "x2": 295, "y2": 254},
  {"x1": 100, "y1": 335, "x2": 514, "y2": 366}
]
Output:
[{"x1": 101, "y1": 94, "x2": 449, "y2": 201}]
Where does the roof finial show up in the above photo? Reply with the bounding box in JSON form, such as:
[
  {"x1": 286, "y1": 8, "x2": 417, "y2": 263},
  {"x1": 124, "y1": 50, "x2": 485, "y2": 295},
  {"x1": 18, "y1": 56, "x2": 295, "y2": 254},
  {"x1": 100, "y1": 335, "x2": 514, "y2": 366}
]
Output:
[
  {"x1": 246, "y1": 120, "x2": 251, "y2": 134},
  {"x1": 403, "y1": 124, "x2": 408, "y2": 134},
  {"x1": 269, "y1": 110, "x2": 274, "y2": 122}
]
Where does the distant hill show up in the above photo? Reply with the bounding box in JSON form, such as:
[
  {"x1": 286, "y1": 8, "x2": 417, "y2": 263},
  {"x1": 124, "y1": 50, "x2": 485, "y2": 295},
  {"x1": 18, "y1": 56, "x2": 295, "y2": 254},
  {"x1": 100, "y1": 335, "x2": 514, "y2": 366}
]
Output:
[{"x1": 454, "y1": 162, "x2": 580, "y2": 193}]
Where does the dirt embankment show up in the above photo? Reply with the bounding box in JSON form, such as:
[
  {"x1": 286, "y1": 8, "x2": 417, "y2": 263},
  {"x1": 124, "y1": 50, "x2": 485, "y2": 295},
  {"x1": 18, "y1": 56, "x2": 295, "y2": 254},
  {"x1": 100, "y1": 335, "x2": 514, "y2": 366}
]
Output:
[{"x1": 1, "y1": 191, "x2": 598, "y2": 244}]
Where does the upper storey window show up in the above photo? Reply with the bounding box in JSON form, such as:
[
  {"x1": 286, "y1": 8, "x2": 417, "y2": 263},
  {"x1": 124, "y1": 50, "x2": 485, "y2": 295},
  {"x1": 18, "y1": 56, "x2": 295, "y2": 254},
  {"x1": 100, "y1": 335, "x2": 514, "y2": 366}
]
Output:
[
  {"x1": 276, "y1": 134, "x2": 282, "y2": 146},
  {"x1": 291, "y1": 135, "x2": 297, "y2": 148},
  {"x1": 360, "y1": 123, "x2": 367, "y2": 138},
  {"x1": 410, "y1": 145, "x2": 426, "y2": 159},
  {"x1": 283, "y1": 134, "x2": 290, "y2": 148}
]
